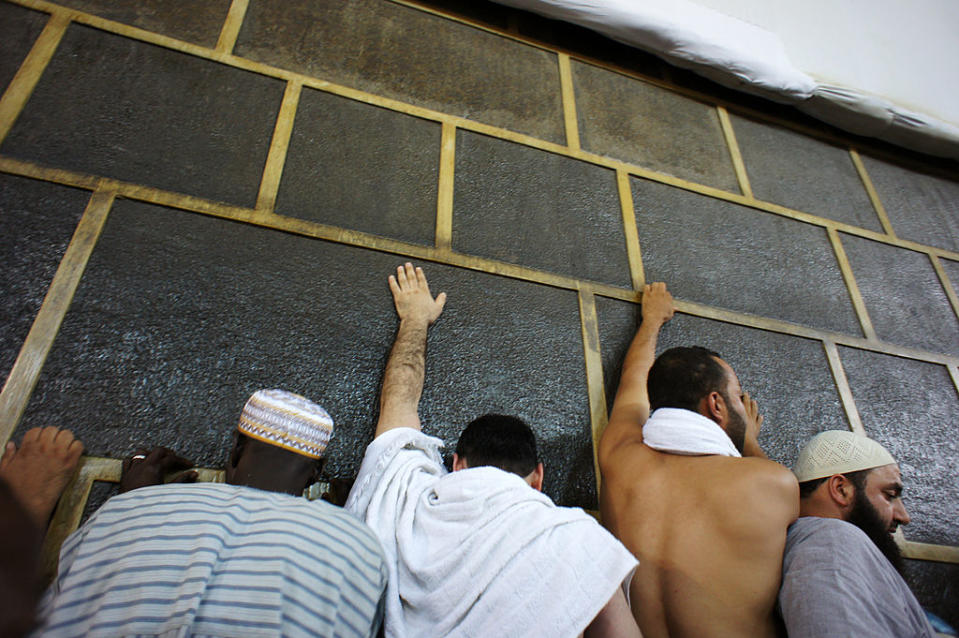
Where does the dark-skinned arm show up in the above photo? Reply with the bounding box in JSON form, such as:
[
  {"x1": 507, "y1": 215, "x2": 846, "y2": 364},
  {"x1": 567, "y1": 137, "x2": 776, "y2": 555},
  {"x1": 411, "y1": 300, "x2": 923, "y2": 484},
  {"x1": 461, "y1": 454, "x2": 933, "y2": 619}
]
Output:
[
  {"x1": 374, "y1": 263, "x2": 446, "y2": 439},
  {"x1": 599, "y1": 283, "x2": 674, "y2": 465}
]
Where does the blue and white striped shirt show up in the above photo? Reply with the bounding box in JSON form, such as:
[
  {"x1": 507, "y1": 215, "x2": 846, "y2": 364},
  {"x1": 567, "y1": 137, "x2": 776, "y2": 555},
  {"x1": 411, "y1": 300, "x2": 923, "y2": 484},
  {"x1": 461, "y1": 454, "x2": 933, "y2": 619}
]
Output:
[{"x1": 33, "y1": 483, "x2": 388, "y2": 638}]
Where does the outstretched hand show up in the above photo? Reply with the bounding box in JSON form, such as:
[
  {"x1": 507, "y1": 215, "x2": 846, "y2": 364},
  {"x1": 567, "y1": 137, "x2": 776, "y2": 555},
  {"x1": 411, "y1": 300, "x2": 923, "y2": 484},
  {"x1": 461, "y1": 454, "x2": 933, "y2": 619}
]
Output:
[
  {"x1": 641, "y1": 282, "x2": 674, "y2": 327},
  {"x1": 743, "y1": 391, "x2": 764, "y2": 441},
  {"x1": 389, "y1": 262, "x2": 447, "y2": 326},
  {"x1": 120, "y1": 446, "x2": 197, "y2": 493}
]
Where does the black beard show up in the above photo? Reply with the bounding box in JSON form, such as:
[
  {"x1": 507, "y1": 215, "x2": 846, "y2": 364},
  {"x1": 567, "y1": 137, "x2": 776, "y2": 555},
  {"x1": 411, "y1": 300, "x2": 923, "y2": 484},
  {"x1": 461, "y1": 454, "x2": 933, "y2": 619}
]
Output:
[{"x1": 847, "y1": 488, "x2": 905, "y2": 575}]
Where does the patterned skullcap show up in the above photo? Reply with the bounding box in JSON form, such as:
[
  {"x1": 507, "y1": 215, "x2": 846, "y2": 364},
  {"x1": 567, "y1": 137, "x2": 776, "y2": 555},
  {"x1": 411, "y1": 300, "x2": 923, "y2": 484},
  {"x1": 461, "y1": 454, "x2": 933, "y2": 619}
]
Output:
[
  {"x1": 793, "y1": 430, "x2": 896, "y2": 482},
  {"x1": 237, "y1": 389, "x2": 333, "y2": 459}
]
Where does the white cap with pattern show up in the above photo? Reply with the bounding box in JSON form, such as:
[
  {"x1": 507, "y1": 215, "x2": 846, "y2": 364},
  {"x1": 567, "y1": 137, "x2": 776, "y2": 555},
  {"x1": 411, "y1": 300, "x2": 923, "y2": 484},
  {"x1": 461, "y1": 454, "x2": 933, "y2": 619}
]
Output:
[
  {"x1": 793, "y1": 430, "x2": 896, "y2": 482},
  {"x1": 237, "y1": 389, "x2": 333, "y2": 459}
]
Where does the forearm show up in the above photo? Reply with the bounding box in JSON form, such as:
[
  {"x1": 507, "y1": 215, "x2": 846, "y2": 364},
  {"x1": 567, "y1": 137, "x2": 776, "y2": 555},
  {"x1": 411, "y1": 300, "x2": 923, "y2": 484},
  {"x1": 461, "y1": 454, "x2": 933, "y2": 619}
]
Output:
[{"x1": 376, "y1": 318, "x2": 430, "y2": 437}]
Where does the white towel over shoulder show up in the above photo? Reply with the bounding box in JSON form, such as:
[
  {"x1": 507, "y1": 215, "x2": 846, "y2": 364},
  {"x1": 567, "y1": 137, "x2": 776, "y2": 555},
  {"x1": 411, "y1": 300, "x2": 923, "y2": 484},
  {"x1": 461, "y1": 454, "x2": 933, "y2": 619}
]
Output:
[
  {"x1": 346, "y1": 427, "x2": 637, "y2": 638},
  {"x1": 642, "y1": 407, "x2": 741, "y2": 457}
]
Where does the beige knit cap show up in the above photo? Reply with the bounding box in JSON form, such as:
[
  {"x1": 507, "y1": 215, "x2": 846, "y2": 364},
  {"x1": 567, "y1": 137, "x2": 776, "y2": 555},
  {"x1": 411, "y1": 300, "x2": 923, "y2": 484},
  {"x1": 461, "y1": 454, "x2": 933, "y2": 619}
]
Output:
[
  {"x1": 793, "y1": 430, "x2": 896, "y2": 482},
  {"x1": 237, "y1": 389, "x2": 333, "y2": 459}
]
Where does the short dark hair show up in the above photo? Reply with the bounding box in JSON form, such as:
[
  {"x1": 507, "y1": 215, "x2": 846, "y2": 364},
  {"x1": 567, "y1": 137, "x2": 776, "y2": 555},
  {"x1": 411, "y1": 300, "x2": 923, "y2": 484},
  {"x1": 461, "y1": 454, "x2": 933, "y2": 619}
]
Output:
[
  {"x1": 454, "y1": 414, "x2": 538, "y2": 478},
  {"x1": 797, "y1": 468, "x2": 869, "y2": 498},
  {"x1": 648, "y1": 346, "x2": 727, "y2": 412}
]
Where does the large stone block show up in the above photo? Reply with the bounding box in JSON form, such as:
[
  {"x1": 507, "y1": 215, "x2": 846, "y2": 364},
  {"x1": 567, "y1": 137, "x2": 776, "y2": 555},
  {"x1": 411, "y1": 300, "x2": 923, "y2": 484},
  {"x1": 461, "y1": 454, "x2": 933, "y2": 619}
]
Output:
[
  {"x1": 453, "y1": 130, "x2": 631, "y2": 287},
  {"x1": 572, "y1": 61, "x2": 739, "y2": 192},
  {"x1": 235, "y1": 0, "x2": 565, "y2": 143},
  {"x1": 862, "y1": 155, "x2": 959, "y2": 252},
  {"x1": 0, "y1": 174, "x2": 90, "y2": 385},
  {"x1": 841, "y1": 234, "x2": 959, "y2": 356},
  {"x1": 16, "y1": 200, "x2": 595, "y2": 508},
  {"x1": 1, "y1": 24, "x2": 284, "y2": 207},
  {"x1": 632, "y1": 177, "x2": 862, "y2": 335},
  {"x1": 0, "y1": 2, "x2": 47, "y2": 95},
  {"x1": 275, "y1": 88, "x2": 441, "y2": 246},
  {"x1": 839, "y1": 347, "x2": 959, "y2": 546},
  {"x1": 49, "y1": 0, "x2": 232, "y2": 47},
  {"x1": 595, "y1": 300, "x2": 848, "y2": 468},
  {"x1": 731, "y1": 115, "x2": 882, "y2": 231}
]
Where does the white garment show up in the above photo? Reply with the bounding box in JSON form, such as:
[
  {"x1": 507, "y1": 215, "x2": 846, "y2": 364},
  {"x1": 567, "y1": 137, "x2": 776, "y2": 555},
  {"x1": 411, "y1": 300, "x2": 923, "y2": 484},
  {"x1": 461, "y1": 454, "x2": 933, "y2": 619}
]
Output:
[
  {"x1": 642, "y1": 407, "x2": 742, "y2": 457},
  {"x1": 346, "y1": 427, "x2": 637, "y2": 638}
]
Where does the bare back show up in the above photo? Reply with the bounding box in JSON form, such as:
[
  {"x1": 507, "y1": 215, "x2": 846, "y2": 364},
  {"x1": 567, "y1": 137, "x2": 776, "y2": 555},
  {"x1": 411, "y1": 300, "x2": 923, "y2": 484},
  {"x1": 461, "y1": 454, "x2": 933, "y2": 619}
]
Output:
[{"x1": 601, "y1": 442, "x2": 798, "y2": 638}]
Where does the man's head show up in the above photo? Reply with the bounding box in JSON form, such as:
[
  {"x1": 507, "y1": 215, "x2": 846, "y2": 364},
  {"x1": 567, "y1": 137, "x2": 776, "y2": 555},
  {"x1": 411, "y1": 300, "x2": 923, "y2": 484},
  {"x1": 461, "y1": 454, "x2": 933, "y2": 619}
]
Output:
[
  {"x1": 225, "y1": 389, "x2": 333, "y2": 496},
  {"x1": 794, "y1": 431, "x2": 910, "y2": 572},
  {"x1": 647, "y1": 346, "x2": 749, "y2": 453},
  {"x1": 452, "y1": 414, "x2": 544, "y2": 491}
]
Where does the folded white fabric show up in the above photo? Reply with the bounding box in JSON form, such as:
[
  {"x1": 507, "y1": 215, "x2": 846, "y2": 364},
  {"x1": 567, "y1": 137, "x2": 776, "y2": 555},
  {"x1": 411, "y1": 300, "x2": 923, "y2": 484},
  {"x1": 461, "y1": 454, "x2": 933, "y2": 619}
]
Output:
[
  {"x1": 346, "y1": 427, "x2": 637, "y2": 638},
  {"x1": 643, "y1": 407, "x2": 741, "y2": 457}
]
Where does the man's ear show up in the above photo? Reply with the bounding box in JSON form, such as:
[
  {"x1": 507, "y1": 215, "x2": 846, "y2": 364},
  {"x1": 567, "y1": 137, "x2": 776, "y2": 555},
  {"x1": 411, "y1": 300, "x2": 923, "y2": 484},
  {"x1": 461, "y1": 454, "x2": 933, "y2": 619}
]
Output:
[
  {"x1": 226, "y1": 432, "x2": 244, "y2": 479},
  {"x1": 525, "y1": 462, "x2": 544, "y2": 492},
  {"x1": 701, "y1": 391, "x2": 726, "y2": 425},
  {"x1": 452, "y1": 453, "x2": 469, "y2": 472},
  {"x1": 826, "y1": 474, "x2": 855, "y2": 509}
]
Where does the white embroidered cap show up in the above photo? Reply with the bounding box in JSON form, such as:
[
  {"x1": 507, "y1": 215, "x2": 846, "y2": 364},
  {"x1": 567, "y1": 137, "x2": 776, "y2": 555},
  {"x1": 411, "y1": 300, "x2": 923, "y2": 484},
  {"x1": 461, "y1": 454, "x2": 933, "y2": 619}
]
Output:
[
  {"x1": 237, "y1": 389, "x2": 333, "y2": 459},
  {"x1": 793, "y1": 430, "x2": 896, "y2": 482}
]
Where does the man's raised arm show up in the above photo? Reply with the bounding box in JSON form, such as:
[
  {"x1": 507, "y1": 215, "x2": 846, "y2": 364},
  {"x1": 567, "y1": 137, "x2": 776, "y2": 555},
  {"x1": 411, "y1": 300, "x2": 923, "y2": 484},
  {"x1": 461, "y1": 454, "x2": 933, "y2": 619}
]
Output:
[
  {"x1": 599, "y1": 283, "x2": 674, "y2": 462},
  {"x1": 375, "y1": 263, "x2": 446, "y2": 439}
]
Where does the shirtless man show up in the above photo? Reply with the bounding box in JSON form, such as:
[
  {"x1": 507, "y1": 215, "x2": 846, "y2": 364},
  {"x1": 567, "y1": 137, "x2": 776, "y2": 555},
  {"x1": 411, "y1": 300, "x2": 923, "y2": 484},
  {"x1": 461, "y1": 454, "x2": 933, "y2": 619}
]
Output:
[{"x1": 599, "y1": 283, "x2": 798, "y2": 638}]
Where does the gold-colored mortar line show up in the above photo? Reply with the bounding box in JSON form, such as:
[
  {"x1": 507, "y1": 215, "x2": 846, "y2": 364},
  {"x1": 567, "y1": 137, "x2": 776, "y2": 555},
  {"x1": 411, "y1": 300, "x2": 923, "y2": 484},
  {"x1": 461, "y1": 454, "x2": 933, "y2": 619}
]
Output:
[
  {"x1": 4, "y1": 0, "x2": 959, "y2": 269},
  {"x1": 2, "y1": 154, "x2": 958, "y2": 373},
  {"x1": 822, "y1": 340, "x2": 866, "y2": 436},
  {"x1": 577, "y1": 287, "x2": 608, "y2": 499},
  {"x1": 214, "y1": 0, "x2": 249, "y2": 55}
]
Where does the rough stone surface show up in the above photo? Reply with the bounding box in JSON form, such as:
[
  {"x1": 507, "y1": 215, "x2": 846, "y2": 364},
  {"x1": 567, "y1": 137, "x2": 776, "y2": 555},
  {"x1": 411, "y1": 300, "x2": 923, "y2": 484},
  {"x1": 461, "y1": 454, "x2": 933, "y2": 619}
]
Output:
[
  {"x1": 572, "y1": 61, "x2": 739, "y2": 192},
  {"x1": 0, "y1": 2, "x2": 48, "y2": 95},
  {"x1": 234, "y1": 0, "x2": 565, "y2": 143},
  {"x1": 51, "y1": 0, "x2": 232, "y2": 47},
  {"x1": 15, "y1": 200, "x2": 595, "y2": 508},
  {"x1": 453, "y1": 130, "x2": 630, "y2": 287},
  {"x1": 632, "y1": 177, "x2": 862, "y2": 334},
  {"x1": 1, "y1": 24, "x2": 284, "y2": 208},
  {"x1": 0, "y1": 175, "x2": 89, "y2": 385},
  {"x1": 275, "y1": 88, "x2": 441, "y2": 246},
  {"x1": 862, "y1": 155, "x2": 959, "y2": 252},
  {"x1": 903, "y1": 559, "x2": 959, "y2": 630},
  {"x1": 839, "y1": 347, "x2": 959, "y2": 546},
  {"x1": 731, "y1": 115, "x2": 882, "y2": 231},
  {"x1": 941, "y1": 257, "x2": 959, "y2": 300},
  {"x1": 595, "y1": 299, "x2": 848, "y2": 468},
  {"x1": 841, "y1": 234, "x2": 959, "y2": 356}
]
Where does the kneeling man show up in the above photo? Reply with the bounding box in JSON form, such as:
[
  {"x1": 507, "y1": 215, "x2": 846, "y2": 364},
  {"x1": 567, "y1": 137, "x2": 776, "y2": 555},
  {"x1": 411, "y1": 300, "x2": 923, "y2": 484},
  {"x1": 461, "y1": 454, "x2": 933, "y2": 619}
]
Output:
[{"x1": 779, "y1": 430, "x2": 935, "y2": 638}]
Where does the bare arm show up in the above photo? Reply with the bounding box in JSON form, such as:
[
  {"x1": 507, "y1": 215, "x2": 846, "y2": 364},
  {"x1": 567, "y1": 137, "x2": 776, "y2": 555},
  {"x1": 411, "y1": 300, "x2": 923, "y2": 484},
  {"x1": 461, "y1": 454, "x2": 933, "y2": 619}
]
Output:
[
  {"x1": 599, "y1": 283, "x2": 674, "y2": 463},
  {"x1": 741, "y1": 392, "x2": 768, "y2": 459},
  {"x1": 584, "y1": 587, "x2": 643, "y2": 638},
  {"x1": 375, "y1": 263, "x2": 446, "y2": 439}
]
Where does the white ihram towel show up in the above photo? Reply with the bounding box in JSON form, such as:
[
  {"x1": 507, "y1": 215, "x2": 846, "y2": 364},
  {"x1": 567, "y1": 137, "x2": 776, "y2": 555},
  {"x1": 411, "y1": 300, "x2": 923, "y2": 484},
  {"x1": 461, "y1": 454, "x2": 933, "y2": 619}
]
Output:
[
  {"x1": 642, "y1": 407, "x2": 742, "y2": 457},
  {"x1": 346, "y1": 427, "x2": 637, "y2": 638}
]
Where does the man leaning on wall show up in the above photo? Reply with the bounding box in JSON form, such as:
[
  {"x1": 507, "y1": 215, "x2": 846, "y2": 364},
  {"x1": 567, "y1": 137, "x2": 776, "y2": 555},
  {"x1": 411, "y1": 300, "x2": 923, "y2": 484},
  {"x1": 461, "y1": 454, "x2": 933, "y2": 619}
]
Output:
[{"x1": 599, "y1": 282, "x2": 798, "y2": 638}]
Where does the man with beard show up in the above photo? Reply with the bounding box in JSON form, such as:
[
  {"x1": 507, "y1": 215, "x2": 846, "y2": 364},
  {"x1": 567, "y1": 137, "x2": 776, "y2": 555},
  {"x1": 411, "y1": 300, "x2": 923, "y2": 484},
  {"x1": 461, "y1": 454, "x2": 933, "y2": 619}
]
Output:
[
  {"x1": 778, "y1": 430, "x2": 935, "y2": 638},
  {"x1": 600, "y1": 283, "x2": 799, "y2": 638}
]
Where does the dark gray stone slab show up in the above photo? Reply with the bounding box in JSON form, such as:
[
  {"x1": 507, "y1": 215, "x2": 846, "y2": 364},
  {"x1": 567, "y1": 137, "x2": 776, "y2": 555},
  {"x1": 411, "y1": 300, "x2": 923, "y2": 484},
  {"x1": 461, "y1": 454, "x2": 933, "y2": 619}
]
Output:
[
  {"x1": 1, "y1": 24, "x2": 284, "y2": 208},
  {"x1": 841, "y1": 234, "x2": 959, "y2": 356},
  {"x1": 839, "y1": 347, "x2": 959, "y2": 546},
  {"x1": 862, "y1": 155, "x2": 959, "y2": 252},
  {"x1": 16, "y1": 200, "x2": 594, "y2": 508},
  {"x1": 51, "y1": 0, "x2": 232, "y2": 47},
  {"x1": 234, "y1": 0, "x2": 565, "y2": 143},
  {"x1": 0, "y1": 3, "x2": 47, "y2": 95},
  {"x1": 275, "y1": 88, "x2": 440, "y2": 246},
  {"x1": 632, "y1": 177, "x2": 862, "y2": 334},
  {"x1": 595, "y1": 299, "x2": 848, "y2": 468},
  {"x1": 942, "y1": 258, "x2": 959, "y2": 300},
  {"x1": 0, "y1": 174, "x2": 89, "y2": 385},
  {"x1": 572, "y1": 61, "x2": 739, "y2": 193},
  {"x1": 903, "y1": 559, "x2": 959, "y2": 630},
  {"x1": 730, "y1": 115, "x2": 882, "y2": 231},
  {"x1": 453, "y1": 130, "x2": 630, "y2": 287}
]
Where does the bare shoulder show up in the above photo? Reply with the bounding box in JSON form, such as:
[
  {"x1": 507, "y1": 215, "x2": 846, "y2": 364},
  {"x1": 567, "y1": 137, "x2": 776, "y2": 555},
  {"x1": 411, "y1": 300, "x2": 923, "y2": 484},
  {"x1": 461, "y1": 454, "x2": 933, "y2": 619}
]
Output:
[
  {"x1": 598, "y1": 425, "x2": 648, "y2": 476},
  {"x1": 736, "y1": 457, "x2": 799, "y2": 518}
]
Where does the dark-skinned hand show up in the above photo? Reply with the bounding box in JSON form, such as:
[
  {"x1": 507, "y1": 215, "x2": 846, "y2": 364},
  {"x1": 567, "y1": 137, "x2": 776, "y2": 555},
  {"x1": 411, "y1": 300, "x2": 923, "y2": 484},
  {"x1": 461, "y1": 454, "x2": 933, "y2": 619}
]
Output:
[{"x1": 120, "y1": 446, "x2": 198, "y2": 493}]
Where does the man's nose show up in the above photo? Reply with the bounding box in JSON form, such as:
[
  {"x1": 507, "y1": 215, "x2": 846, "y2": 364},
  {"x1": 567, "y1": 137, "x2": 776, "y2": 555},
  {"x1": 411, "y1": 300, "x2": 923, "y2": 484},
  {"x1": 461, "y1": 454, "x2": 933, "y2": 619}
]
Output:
[{"x1": 894, "y1": 500, "x2": 911, "y2": 527}]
